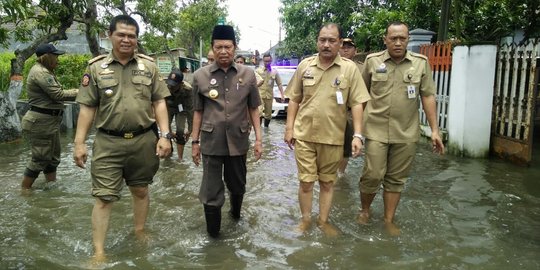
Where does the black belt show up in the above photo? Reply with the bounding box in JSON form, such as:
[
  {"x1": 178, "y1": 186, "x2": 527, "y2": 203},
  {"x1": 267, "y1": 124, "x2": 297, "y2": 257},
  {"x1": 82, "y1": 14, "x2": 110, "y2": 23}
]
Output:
[
  {"x1": 29, "y1": 106, "x2": 63, "y2": 116},
  {"x1": 98, "y1": 123, "x2": 156, "y2": 139}
]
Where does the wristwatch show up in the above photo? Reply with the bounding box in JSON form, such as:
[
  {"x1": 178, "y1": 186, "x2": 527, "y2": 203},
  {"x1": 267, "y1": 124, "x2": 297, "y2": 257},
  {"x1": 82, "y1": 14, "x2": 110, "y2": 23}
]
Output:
[
  {"x1": 352, "y1": 133, "x2": 365, "y2": 144},
  {"x1": 191, "y1": 139, "x2": 200, "y2": 144},
  {"x1": 161, "y1": 132, "x2": 174, "y2": 140}
]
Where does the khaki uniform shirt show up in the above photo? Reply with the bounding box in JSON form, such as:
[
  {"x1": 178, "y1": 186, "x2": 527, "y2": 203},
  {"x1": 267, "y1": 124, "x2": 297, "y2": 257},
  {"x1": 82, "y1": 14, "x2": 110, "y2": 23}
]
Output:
[
  {"x1": 256, "y1": 66, "x2": 282, "y2": 99},
  {"x1": 362, "y1": 50, "x2": 436, "y2": 143},
  {"x1": 193, "y1": 62, "x2": 261, "y2": 156},
  {"x1": 355, "y1": 61, "x2": 364, "y2": 73},
  {"x1": 26, "y1": 62, "x2": 78, "y2": 109},
  {"x1": 76, "y1": 52, "x2": 169, "y2": 131},
  {"x1": 286, "y1": 55, "x2": 371, "y2": 145},
  {"x1": 166, "y1": 81, "x2": 193, "y2": 114}
]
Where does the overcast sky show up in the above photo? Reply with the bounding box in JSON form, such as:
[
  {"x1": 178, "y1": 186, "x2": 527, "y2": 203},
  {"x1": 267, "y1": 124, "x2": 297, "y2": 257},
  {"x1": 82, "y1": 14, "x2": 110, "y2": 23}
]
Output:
[{"x1": 226, "y1": 0, "x2": 284, "y2": 53}]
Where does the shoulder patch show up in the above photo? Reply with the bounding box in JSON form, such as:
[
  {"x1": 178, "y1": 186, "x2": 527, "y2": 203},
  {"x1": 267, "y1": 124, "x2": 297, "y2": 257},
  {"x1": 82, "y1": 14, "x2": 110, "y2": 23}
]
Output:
[
  {"x1": 88, "y1": 55, "x2": 107, "y2": 65},
  {"x1": 137, "y1": 53, "x2": 155, "y2": 62}
]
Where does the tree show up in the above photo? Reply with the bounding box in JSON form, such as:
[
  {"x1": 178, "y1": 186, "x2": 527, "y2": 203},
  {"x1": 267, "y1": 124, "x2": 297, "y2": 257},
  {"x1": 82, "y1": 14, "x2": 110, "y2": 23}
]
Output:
[
  {"x1": 279, "y1": 0, "x2": 538, "y2": 57},
  {"x1": 0, "y1": 0, "x2": 85, "y2": 142},
  {"x1": 280, "y1": 0, "x2": 360, "y2": 57}
]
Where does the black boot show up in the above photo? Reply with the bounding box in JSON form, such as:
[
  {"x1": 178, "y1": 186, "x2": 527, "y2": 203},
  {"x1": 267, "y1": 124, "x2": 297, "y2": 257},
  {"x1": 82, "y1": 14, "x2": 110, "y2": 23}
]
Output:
[
  {"x1": 203, "y1": 205, "x2": 221, "y2": 238},
  {"x1": 229, "y1": 195, "x2": 244, "y2": 220},
  {"x1": 264, "y1": 118, "x2": 271, "y2": 127},
  {"x1": 260, "y1": 117, "x2": 263, "y2": 126}
]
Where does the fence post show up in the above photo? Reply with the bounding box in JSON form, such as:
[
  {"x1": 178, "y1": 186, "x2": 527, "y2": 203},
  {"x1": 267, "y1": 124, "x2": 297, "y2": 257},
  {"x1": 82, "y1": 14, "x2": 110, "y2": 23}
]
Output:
[{"x1": 447, "y1": 45, "x2": 497, "y2": 157}]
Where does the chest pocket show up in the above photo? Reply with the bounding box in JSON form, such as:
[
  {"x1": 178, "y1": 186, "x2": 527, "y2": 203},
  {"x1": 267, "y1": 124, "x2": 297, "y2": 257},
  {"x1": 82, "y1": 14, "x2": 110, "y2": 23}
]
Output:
[
  {"x1": 97, "y1": 78, "x2": 119, "y2": 103},
  {"x1": 403, "y1": 73, "x2": 421, "y2": 87},
  {"x1": 302, "y1": 77, "x2": 318, "y2": 100},
  {"x1": 132, "y1": 76, "x2": 152, "y2": 100}
]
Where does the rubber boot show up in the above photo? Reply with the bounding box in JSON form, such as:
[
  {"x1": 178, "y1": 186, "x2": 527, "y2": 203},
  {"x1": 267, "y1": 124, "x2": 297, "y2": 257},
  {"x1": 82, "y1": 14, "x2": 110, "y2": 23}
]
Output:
[
  {"x1": 203, "y1": 205, "x2": 221, "y2": 238},
  {"x1": 176, "y1": 144, "x2": 184, "y2": 160},
  {"x1": 264, "y1": 118, "x2": 271, "y2": 127},
  {"x1": 229, "y1": 194, "x2": 244, "y2": 220}
]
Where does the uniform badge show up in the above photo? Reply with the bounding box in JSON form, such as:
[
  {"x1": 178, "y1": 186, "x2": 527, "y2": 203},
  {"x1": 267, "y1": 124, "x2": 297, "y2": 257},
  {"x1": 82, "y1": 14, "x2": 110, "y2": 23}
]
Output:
[
  {"x1": 138, "y1": 63, "x2": 145, "y2": 71},
  {"x1": 209, "y1": 89, "x2": 219, "y2": 99},
  {"x1": 210, "y1": 78, "x2": 217, "y2": 85},
  {"x1": 100, "y1": 63, "x2": 108, "y2": 69},
  {"x1": 376, "y1": 63, "x2": 387, "y2": 73},
  {"x1": 81, "y1": 74, "x2": 91, "y2": 87},
  {"x1": 104, "y1": 89, "x2": 113, "y2": 97},
  {"x1": 99, "y1": 69, "x2": 114, "y2": 75},
  {"x1": 303, "y1": 68, "x2": 314, "y2": 79}
]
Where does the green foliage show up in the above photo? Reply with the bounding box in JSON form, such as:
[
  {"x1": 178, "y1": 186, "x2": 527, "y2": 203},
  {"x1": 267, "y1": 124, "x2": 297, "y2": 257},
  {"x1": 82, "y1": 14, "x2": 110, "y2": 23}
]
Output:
[
  {"x1": 280, "y1": 0, "x2": 538, "y2": 57},
  {"x1": 0, "y1": 53, "x2": 13, "y2": 92},
  {"x1": 55, "y1": 54, "x2": 91, "y2": 89}
]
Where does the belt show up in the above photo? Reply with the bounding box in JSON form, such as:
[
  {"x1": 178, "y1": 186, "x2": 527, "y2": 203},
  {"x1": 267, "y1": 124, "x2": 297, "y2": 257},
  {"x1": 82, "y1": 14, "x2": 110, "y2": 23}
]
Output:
[
  {"x1": 29, "y1": 106, "x2": 63, "y2": 116},
  {"x1": 98, "y1": 123, "x2": 156, "y2": 139}
]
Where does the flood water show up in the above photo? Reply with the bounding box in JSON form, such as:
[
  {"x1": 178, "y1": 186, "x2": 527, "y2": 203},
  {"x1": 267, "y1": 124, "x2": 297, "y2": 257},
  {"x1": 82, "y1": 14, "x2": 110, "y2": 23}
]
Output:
[{"x1": 1, "y1": 119, "x2": 539, "y2": 269}]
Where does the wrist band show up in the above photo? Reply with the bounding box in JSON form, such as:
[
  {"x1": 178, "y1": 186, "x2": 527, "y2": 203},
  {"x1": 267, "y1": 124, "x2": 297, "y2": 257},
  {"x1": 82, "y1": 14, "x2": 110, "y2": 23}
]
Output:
[
  {"x1": 352, "y1": 134, "x2": 365, "y2": 143},
  {"x1": 191, "y1": 140, "x2": 200, "y2": 144}
]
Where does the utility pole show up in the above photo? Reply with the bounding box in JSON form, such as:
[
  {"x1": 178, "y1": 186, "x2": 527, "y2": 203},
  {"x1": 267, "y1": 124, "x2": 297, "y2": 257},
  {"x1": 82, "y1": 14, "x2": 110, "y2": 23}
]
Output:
[{"x1": 438, "y1": 0, "x2": 451, "y2": 41}]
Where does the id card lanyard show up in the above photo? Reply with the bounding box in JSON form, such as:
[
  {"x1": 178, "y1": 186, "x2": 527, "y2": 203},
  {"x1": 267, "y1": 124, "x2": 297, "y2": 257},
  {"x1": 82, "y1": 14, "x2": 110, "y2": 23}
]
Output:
[{"x1": 406, "y1": 74, "x2": 416, "y2": 99}]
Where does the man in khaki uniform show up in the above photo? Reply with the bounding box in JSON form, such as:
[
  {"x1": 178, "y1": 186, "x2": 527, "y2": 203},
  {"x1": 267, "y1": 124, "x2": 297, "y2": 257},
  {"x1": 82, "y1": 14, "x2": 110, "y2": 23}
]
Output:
[
  {"x1": 21, "y1": 43, "x2": 78, "y2": 190},
  {"x1": 73, "y1": 15, "x2": 171, "y2": 260},
  {"x1": 284, "y1": 23, "x2": 371, "y2": 236},
  {"x1": 359, "y1": 22, "x2": 445, "y2": 235},
  {"x1": 256, "y1": 53, "x2": 284, "y2": 127},
  {"x1": 165, "y1": 69, "x2": 193, "y2": 160},
  {"x1": 337, "y1": 38, "x2": 364, "y2": 178},
  {"x1": 191, "y1": 25, "x2": 263, "y2": 238}
]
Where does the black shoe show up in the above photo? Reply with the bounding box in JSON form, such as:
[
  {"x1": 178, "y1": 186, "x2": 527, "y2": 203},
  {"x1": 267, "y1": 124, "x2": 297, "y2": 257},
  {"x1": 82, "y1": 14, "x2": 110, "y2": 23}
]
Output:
[
  {"x1": 264, "y1": 119, "x2": 271, "y2": 127},
  {"x1": 229, "y1": 195, "x2": 244, "y2": 220},
  {"x1": 203, "y1": 205, "x2": 221, "y2": 238}
]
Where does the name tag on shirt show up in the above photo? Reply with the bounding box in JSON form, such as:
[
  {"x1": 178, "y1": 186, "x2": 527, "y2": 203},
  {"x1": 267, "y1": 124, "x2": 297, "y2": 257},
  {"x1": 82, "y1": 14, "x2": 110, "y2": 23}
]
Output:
[
  {"x1": 178, "y1": 104, "x2": 184, "y2": 112},
  {"x1": 407, "y1": 85, "x2": 416, "y2": 99},
  {"x1": 336, "y1": 91, "x2": 344, "y2": 104}
]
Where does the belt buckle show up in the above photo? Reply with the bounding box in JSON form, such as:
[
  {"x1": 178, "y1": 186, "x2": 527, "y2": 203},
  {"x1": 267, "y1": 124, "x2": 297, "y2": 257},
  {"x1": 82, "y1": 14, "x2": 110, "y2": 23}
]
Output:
[{"x1": 123, "y1": 132, "x2": 134, "y2": 139}]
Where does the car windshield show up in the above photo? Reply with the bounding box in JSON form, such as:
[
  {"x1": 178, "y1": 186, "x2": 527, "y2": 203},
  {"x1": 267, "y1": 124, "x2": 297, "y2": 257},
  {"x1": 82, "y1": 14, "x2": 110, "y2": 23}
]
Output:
[{"x1": 273, "y1": 68, "x2": 296, "y2": 97}]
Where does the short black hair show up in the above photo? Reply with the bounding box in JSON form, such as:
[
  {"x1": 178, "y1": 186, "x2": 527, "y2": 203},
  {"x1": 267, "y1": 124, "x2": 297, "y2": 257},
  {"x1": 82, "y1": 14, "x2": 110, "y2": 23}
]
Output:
[
  {"x1": 234, "y1": 55, "x2": 245, "y2": 62},
  {"x1": 262, "y1": 53, "x2": 272, "y2": 59},
  {"x1": 109, "y1": 15, "x2": 140, "y2": 36},
  {"x1": 385, "y1": 21, "x2": 409, "y2": 35},
  {"x1": 318, "y1": 23, "x2": 343, "y2": 39}
]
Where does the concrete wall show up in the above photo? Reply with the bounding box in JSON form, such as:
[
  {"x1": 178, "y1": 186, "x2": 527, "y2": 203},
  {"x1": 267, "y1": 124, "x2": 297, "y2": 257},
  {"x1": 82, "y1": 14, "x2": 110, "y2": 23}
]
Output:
[{"x1": 447, "y1": 45, "x2": 497, "y2": 158}]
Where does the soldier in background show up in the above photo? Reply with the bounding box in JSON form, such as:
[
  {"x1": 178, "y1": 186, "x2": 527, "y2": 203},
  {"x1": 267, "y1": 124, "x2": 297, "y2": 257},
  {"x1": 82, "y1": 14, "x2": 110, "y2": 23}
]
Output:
[
  {"x1": 21, "y1": 43, "x2": 78, "y2": 190},
  {"x1": 337, "y1": 38, "x2": 364, "y2": 178},
  {"x1": 165, "y1": 69, "x2": 193, "y2": 160}
]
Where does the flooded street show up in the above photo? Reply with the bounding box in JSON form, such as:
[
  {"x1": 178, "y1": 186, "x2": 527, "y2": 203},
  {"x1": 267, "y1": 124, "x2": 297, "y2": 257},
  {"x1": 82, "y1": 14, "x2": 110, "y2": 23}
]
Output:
[{"x1": 1, "y1": 118, "x2": 539, "y2": 269}]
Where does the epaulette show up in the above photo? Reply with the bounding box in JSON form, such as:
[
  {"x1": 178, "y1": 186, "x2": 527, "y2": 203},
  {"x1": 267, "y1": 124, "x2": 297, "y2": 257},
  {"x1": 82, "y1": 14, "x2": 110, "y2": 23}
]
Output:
[
  {"x1": 365, "y1": 51, "x2": 384, "y2": 61},
  {"x1": 409, "y1": 51, "x2": 429, "y2": 60},
  {"x1": 137, "y1": 53, "x2": 155, "y2": 62},
  {"x1": 88, "y1": 55, "x2": 107, "y2": 65}
]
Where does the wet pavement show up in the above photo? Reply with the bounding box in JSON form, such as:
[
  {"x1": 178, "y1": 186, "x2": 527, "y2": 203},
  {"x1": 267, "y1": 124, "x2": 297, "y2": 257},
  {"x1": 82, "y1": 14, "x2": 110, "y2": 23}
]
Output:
[{"x1": 1, "y1": 119, "x2": 539, "y2": 269}]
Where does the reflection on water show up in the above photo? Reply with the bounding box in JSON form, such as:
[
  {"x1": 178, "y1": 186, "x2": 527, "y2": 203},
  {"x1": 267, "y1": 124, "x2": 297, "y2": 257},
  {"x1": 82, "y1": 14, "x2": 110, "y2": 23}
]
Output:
[{"x1": 1, "y1": 121, "x2": 539, "y2": 269}]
